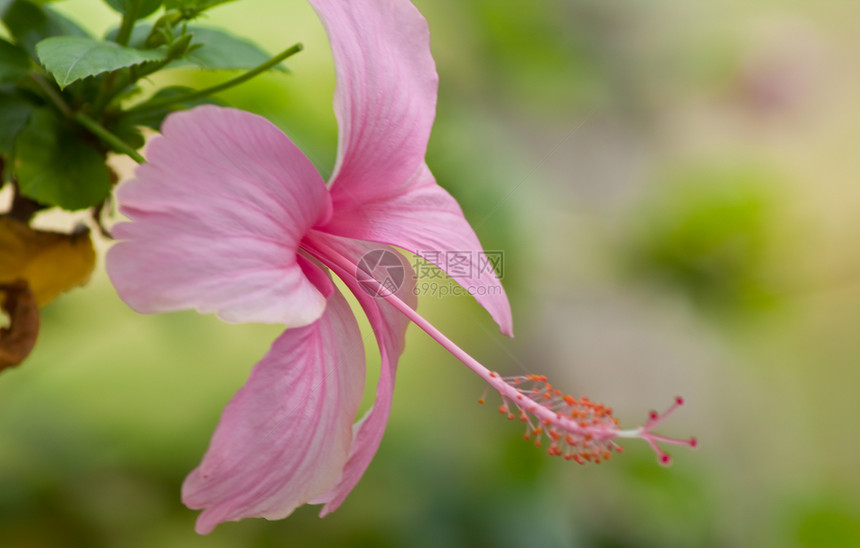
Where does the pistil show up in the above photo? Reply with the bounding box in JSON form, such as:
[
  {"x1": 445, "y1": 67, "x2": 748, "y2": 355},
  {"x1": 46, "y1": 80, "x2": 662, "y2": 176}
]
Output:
[{"x1": 306, "y1": 238, "x2": 696, "y2": 465}]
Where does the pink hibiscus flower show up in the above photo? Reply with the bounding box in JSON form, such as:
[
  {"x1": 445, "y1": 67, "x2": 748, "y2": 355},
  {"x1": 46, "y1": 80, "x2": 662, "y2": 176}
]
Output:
[{"x1": 107, "y1": 0, "x2": 694, "y2": 535}]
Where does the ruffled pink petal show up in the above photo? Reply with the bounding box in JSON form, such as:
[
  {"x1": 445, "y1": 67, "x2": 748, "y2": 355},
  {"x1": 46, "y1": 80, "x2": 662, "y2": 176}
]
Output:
[
  {"x1": 307, "y1": 0, "x2": 438, "y2": 198},
  {"x1": 304, "y1": 234, "x2": 416, "y2": 515},
  {"x1": 322, "y1": 163, "x2": 513, "y2": 336},
  {"x1": 307, "y1": 0, "x2": 511, "y2": 334},
  {"x1": 107, "y1": 105, "x2": 330, "y2": 327},
  {"x1": 182, "y1": 287, "x2": 365, "y2": 534}
]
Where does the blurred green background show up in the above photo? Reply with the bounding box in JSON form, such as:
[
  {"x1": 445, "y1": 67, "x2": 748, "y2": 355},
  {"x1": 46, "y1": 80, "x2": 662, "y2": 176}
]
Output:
[{"x1": 4, "y1": 0, "x2": 860, "y2": 546}]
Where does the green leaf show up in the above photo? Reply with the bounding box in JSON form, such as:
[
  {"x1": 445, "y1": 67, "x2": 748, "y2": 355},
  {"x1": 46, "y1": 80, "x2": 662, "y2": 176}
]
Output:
[
  {"x1": 13, "y1": 108, "x2": 112, "y2": 210},
  {"x1": 181, "y1": 27, "x2": 284, "y2": 71},
  {"x1": 103, "y1": 0, "x2": 162, "y2": 19},
  {"x1": 0, "y1": 38, "x2": 30, "y2": 83},
  {"x1": 103, "y1": 23, "x2": 284, "y2": 74},
  {"x1": 36, "y1": 36, "x2": 166, "y2": 88},
  {"x1": 1, "y1": 0, "x2": 89, "y2": 57},
  {"x1": 0, "y1": 91, "x2": 33, "y2": 154},
  {"x1": 106, "y1": 116, "x2": 145, "y2": 149},
  {"x1": 123, "y1": 85, "x2": 222, "y2": 129},
  {"x1": 105, "y1": 23, "x2": 286, "y2": 72}
]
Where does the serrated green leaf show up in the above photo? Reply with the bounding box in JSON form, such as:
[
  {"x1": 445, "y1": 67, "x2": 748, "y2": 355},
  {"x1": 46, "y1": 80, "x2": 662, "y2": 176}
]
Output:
[
  {"x1": 1, "y1": 0, "x2": 89, "y2": 57},
  {"x1": 103, "y1": 0, "x2": 162, "y2": 19},
  {"x1": 36, "y1": 36, "x2": 166, "y2": 88},
  {"x1": 0, "y1": 92, "x2": 33, "y2": 154},
  {"x1": 181, "y1": 27, "x2": 283, "y2": 71},
  {"x1": 14, "y1": 108, "x2": 112, "y2": 210},
  {"x1": 123, "y1": 85, "x2": 222, "y2": 129},
  {"x1": 105, "y1": 23, "x2": 286, "y2": 72},
  {"x1": 103, "y1": 23, "x2": 285, "y2": 74},
  {"x1": 0, "y1": 39, "x2": 30, "y2": 83}
]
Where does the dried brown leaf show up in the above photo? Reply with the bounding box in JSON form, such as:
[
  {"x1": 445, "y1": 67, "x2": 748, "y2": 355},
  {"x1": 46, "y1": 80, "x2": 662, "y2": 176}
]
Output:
[
  {"x1": 0, "y1": 216, "x2": 96, "y2": 306},
  {"x1": 0, "y1": 280, "x2": 40, "y2": 371}
]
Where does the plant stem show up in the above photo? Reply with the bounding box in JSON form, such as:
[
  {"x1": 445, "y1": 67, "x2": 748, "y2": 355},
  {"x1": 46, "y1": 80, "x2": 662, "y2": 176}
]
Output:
[
  {"x1": 126, "y1": 43, "x2": 303, "y2": 114},
  {"x1": 114, "y1": 0, "x2": 140, "y2": 46},
  {"x1": 31, "y1": 74, "x2": 144, "y2": 163},
  {"x1": 74, "y1": 113, "x2": 145, "y2": 164},
  {"x1": 96, "y1": 0, "x2": 150, "y2": 118},
  {"x1": 30, "y1": 74, "x2": 72, "y2": 117}
]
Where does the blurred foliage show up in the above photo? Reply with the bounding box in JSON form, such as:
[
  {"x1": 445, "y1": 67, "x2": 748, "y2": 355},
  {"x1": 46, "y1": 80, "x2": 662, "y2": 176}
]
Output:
[
  {"x1": 623, "y1": 164, "x2": 780, "y2": 316},
  {"x1": 793, "y1": 500, "x2": 860, "y2": 548}
]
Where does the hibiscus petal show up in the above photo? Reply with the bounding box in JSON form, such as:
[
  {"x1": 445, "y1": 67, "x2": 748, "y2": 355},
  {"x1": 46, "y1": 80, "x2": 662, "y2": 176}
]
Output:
[
  {"x1": 182, "y1": 288, "x2": 365, "y2": 534},
  {"x1": 305, "y1": 234, "x2": 415, "y2": 515},
  {"x1": 107, "y1": 105, "x2": 330, "y2": 327},
  {"x1": 322, "y1": 163, "x2": 513, "y2": 336},
  {"x1": 308, "y1": 0, "x2": 438, "y2": 197},
  {"x1": 307, "y1": 0, "x2": 511, "y2": 334}
]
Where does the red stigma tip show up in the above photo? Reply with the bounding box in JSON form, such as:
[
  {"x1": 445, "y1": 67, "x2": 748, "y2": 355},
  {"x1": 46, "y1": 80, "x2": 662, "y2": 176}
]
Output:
[{"x1": 628, "y1": 395, "x2": 695, "y2": 465}]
